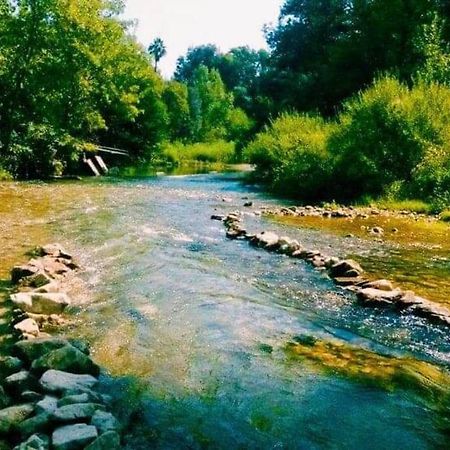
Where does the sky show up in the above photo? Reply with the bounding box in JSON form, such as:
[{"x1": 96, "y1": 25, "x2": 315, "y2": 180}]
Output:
[{"x1": 123, "y1": 0, "x2": 284, "y2": 78}]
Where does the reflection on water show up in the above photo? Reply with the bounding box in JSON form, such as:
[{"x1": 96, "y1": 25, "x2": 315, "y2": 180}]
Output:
[{"x1": 1, "y1": 171, "x2": 450, "y2": 449}]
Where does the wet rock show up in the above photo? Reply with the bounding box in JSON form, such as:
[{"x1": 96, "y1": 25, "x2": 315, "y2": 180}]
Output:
[
  {"x1": 14, "y1": 318, "x2": 40, "y2": 337},
  {"x1": 210, "y1": 214, "x2": 224, "y2": 221},
  {"x1": 17, "y1": 412, "x2": 53, "y2": 439},
  {"x1": 20, "y1": 391, "x2": 42, "y2": 402},
  {"x1": 369, "y1": 226, "x2": 384, "y2": 235},
  {"x1": 0, "y1": 404, "x2": 34, "y2": 434},
  {"x1": 31, "y1": 344, "x2": 100, "y2": 376},
  {"x1": 356, "y1": 288, "x2": 403, "y2": 307},
  {"x1": 292, "y1": 249, "x2": 320, "y2": 260},
  {"x1": 53, "y1": 403, "x2": 97, "y2": 423},
  {"x1": 333, "y1": 277, "x2": 365, "y2": 287},
  {"x1": 4, "y1": 371, "x2": 39, "y2": 396},
  {"x1": 0, "y1": 356, "x2": 23, "y2": 378},
  {"x1": 52, "y1": 423, "x2": 98, "y2": 450},
  {"x1": 39, "y1": 244, "x2": 71, "y2": 259},
  {"x1": 36, "y1": 396, "x2": 58, "y2": 415},
  {"x1": 361, "y1": 279, "x2": 394, "y2": 291},
  {"x1": 33, "y1": 281, "x2": 61, "y2": 294},
  {"x1": 84, "y1": 431, "x2": 120, "y2": 450},
  {"x1": 90, "y1": 410, "x2": 119, "y2": 434},
  {"x1": 329, "y1": 260, "x2": 363, "y2": 278},
  {"x1": 253, "y1": 232, "x2": 279, "y2": 250},
  {"x1": 10, "y1": 293, "x2": 71, "y2": 315},
  {"x1": 39, "y1": 370, "x2": 97, "y2": 394},
  {"x1": 243, "y1": 202, "x2": 253, "y2": 207},
  {"x1": 20, "y1": 272, "x2": 53, "y2": 289},
  {"x1": 14, "y1": 338, "x2": 71, "y2": 363},
  {"x1": 13, "y1": 433, "x2": 50, "y2": 450}
]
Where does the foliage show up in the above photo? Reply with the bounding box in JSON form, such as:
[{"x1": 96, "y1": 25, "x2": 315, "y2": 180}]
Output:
[
  {"x1": 148, "y1": 37, "x2": 167, "y2": 71},
  {"x1": 244, "y1": 114, "x2": 335, "y2": 200},
  {"x1": 162, "y1": 140, "x2": 235, "y2": 164}
]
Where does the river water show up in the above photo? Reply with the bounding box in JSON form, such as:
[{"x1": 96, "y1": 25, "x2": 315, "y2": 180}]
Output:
[{"x1": 1, "y1": 171, "x2": 450, "y2": 449}]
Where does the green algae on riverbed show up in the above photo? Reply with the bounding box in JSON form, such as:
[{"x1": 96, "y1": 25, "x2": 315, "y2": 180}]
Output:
[{"x1": 272, "y1": 213, "x2": 450, "y2": 305}]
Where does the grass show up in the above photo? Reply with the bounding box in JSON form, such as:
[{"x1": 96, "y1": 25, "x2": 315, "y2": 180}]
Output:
[
  {"x1": 373, "y1": 199, "x2": 432, "y2": 214},
  {"x1": 162, "y1": 140, "x2": 236, "y2": 164},
  {"x1": 440, "y1": 209, "x2": 450, "y2": 222}
]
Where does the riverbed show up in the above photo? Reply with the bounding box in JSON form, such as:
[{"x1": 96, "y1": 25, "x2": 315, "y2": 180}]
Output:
[{"x1": 1, "y1": 172, "x2": 449, "y2": 449}]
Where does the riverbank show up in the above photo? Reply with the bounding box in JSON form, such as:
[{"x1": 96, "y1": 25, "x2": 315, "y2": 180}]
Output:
[{"x1": 0, "y1": 245, "x2": 121, "y2": 449}]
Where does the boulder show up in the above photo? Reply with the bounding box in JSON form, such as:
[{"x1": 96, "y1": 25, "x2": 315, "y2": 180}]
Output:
[
  {"x1": 254, "y1": 232, "x2": 279, "y2": 249},
  {"x1": 0, "y1": 387, "x2": 10, "y2": 410},
  {"x1": 210, "y1": 214, "x2": 224, "y2": 221},
  {"x1": 0, "y1": 356, "x2": 24, "y2": 378},
  {"x1": 39, "y1": 370, "x2": 97, "y2": 394},
  {"x1": 361, "y1": 279, "x2": 394, "y2": 292},
  {"x1": 356, "y1": 288, "x2": 403, "y2": 307},
  {"x1": 52, "y1": 423, "x2": 98, "y2": 450},
  {"x1": 11, "y1": 265, "x2": 39, "y2": 284},
  {"x1": 20, "y1": 391, "x2": 42, "y2": 403},
  {"x1": 19, "y1": 272, "x2": 53, "y2": 289},
  {"x1": 16, "y1": 412, "x2": 53, "y2": 439},
  {"x1": 36, "y1": 396, "x2": 58, "y2": 415},
  {"x1": 14, "y1": 338, "x2": 71, "y2": 363},
  {"x1": 329, "y1": 260, "x2": 364, "y2": 278},
  {"x1": 10, "y1": 293, "x2": 71, "y2": 315},
  {"x1": 39, "y1": 244, "x2": 71, "y2": 259},
  {"x1": 57, "y1": 393, "x2": 91, "y2": 407},
  {"x1": 0, "y1": 404, "x2": 34, "y2": 434},
  {"x1": 13, "y1": 433, "x2": 50, "y2": 450},
  {"x1": 90, "y1": 410, "x2": 119, "y2": 434},
  {"x1": 4, "y1": 371, "x2": 39, "y2": 396},
  {"x1": 33, "y1": 281, "x2": 61, "y2": 294},
  {"x1": 53, "y1": 403, "x2": 97, "y2": 423},
  {"x1": 14, "y1": 318, "x2": 40, "y2": 337},
  {"x1": 84, "y1": 431, "x2": 120, "y2": 450},
  {"x1": 31, "y1": 345, "x2": 100, "y2": 376}
]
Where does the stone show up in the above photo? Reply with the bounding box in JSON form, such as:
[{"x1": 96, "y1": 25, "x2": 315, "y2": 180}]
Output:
[
  {"x1": 20, "y1": 272, "x2": 53, "y2": 289},
  {"x1": 53, "y1": 403, "x2": 97, "y2": 423},
  {"x1": 0, "y1": 387, "x2": 10, "y2": 410},
  {"x1": 31, "y1": 345, "x2": 100, "y2": 376},
  {"x1": 39, "y1": 370, "x2": 97, "y2": 394},
  {"x1": 17, "y1": 412, "x2": 53, "y2": 439},
  {"x1": 11, "y1": 265, "x2": 39, "y2": 284},
  {"x1": 57, "y1": 393, "x2": 90, "y2": 407},
  {"x1": 90, "y1": 410, "x2": 119, "y2": 434},
  {"x1": 20, "y1": 391, "x2": 42, "y2": 402},
  {"x1": 329, "y1": 260, "x2": 364, "y2": 278},
  {"x1": 333, "y1": 277, "x2": 365, "y2": 287},
  {"x1": 84, "y1": 431, "x2": 120, "y2": 450},
  {"x1": 356, "y1": 288, "x2": 403, "y2": 307},
  {"x1": 14, "y1": 338, "x2": 71, "y2": 363},
  {"x1": 14, "y1": 318, "x2": 40, "y2": 337},
  {"x1": 39, "y1": 244, "x2": 71, "y2": 259},
  {"x1": 370, "y1": 226, "x2": 384, "y2": 234},
  {"x1": 361, "y1": 279, "x2": 394, "y2": 292},
  {"x1": 0, "y1": 356, "x2": 24, "y2": 378},
  {"x1": 33, "y1": 281, "x2": 61, "y2": 294},
  {"x1": 210, "y1": 214, "x2": 224, "y2": 221},
  {"x1": 10, "y1": 293, "x2": 71, "y2": 315},
  {"x1": 243, "y1": 202, "x2": 253, "y2": 207},
  {"x1": 13, "y1": 433, "x2": 50, "y2": 450},
  {"x1": 0, "y1": 404, "x2": 34, "y2": 434},
  {"x1": 36, "y1": 396, "x2": 58, "y2": 415},
  {"x1": 4, "y1": 371, "x2": 39, "y2": 396},
  {"x1": 52, "y1": 423, "x2": 98, "y2": 450},
  {"x1": 254, "y1": 232, "x2": 279, "y2": 249}
]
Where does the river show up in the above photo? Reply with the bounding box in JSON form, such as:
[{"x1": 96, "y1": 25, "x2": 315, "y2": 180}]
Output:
[{"x1": 1, "y1": 171, "x2": 449, "y2": 449}]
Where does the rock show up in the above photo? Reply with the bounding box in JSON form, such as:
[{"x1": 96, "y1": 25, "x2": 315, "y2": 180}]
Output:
[
  {"x1": 14, "y1": 338, "x2": 71, "y2": 363},
  {"x1": 11, "y1": 265, "x2": 39, "y2": 284},
  {"x1": 39, "y1": 370, "x2": 97, "y2": 394},
  {"x1": 13, "y1": 433, "x2": 50, "y2": 450},
  {"x1": 0, "y1": 404, "x2": 34, "y2": 434},
  {"x1": 20, "y1": 391, "x2": 42, "y2": 402},
  {"x1": 356, "y1": 288, "x2": 403, "y2": 307},
  {"x1": 292, "y1": 249, "x2": 320, "y2": 260},
  {"x1": 20, "y1": 272, "x2": 53, "y2": 289},
  {"x1": 53, "y1": 403, "x2": 97, "y2": 423},
  {"x1": 52, "y1": 423, "x2": 98, "y2": 450},
  {"x1": 243, "y1": 202, "x2": 253, "y2": 207},
  {"x1": 39, "y1": 244, "x2": 71, "y2": 259},
  {"x1": 253, "y1": 231, "x2": 279, "y2": 249},
  {"x1": 31, "y1": 345, "x2": 100, "y2": 376},
  {"x1": 57, "y1": 393, "x2": 90, "y2": 407},
  {"x1": 0, "y1": 356, "x2": 23, "y2": 378},
  {"x1": 90, "y1": 411, "x2": 119, "y2": 434},
  {"x1": 333, "y1": 277, "x2": 365, "y2": 287},
  {"x1": 369, "y1": 226, "x2": 384, "y2": 234},
  {"x1": 84, "y1": 431, "x2": 120, "y2": 450},
  {"x1": 4, "y1": 371, "x2": 39, "y2": 396},
  {"x1": 0, "y1": 387, "x2": 10, "y2": 410},
  {"x1": 10, "y1": 293, "x2": 71, "y2": 315},
  {"x1": 361, "y1": 279, "x2": 394, "y2": 291},
  {"x1": 14, "y1": 318, "x2": 40, "y2": 337},
  {"x1": 210, "y1": 214, "x2": 224, "y2": 221},
  {"x1": 36, "y1": 396, "x2": 58, "y2": 415},
  {"x1": 329, "y1": 260, "x2": 364, "y2": 278},
  {"x1": 17, "y1": 412, "x2": 53, "y2": 439}
]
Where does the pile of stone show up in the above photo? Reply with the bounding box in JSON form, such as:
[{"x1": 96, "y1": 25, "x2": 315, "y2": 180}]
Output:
[
  {"x1": 215, "y1": 212, "x2": 450, "y2": 327},
  {"x1": 0, "y1": 245, "x2": 121, "y2": 449}
]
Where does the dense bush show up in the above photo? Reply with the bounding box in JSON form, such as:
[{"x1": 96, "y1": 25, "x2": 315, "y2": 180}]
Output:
[
  {"x1": 162, "y1": 140, "x2": 236, "y2": 164},
  {"x1": 244, "y1": 114, "x2": 335, "y2": 200}
]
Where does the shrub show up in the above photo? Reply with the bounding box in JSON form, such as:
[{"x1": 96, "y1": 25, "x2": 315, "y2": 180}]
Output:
[
  {"x1": 162, "y1": 140, "x2": 236, "y2": 164},
  {"x1": 244, "y1": 114, "x2": 335, "y2": 200}
]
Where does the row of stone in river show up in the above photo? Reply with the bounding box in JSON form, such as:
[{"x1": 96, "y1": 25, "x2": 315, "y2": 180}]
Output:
[
  {"x1": 211, "y1": 211, "x2": 450, "y2": 328},
  {"x1": 0, "y1": 244, "x2": 120, "y2": 450}
]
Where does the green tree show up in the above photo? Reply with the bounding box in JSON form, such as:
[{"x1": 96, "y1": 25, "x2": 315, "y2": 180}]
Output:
[{"x1": 148, "y1": 37, "x2": 167, "y2": 71}]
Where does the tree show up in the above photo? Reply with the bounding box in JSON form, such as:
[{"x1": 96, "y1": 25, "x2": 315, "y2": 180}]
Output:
[{"x1": 148, "y1": 37, "x2": 166, "y2": 71}]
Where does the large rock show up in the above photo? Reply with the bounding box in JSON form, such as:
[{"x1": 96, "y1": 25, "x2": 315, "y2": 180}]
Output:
[
  {"x1": 254, "y1": 232, "x2": 279, "y2": 249},
  {"x1": 31, "y1": 345, "x2": 99, "y2": 376},
  {"x1": 13, "y1": 433, "x2": 50, "y2": 450},
  {"x1": 90, "y1": 410, "x2": 119, "y2": 434},
  {"x1": 39, "y1": 244, "x2": 71, "y2": 259},
  {"x1": 53, "y1": 403, "x2": 97, "y2": 423},
  {"x1": 10, "y1": 293, "x2": 71, "y2": 315},
  {"x1": 16, "y1": 413, "x2": 53, "y2": 439},
  {"x1": 84, "y1": 431, "x2": 120, "y2": 450},
  {"x1": 360, "y1": 279, "x2": 394, "y2": 291},
  {"x1": 0, "y1": 404, "x2": 34, "y2": 434},
  {"x1": 356, "y1": 288, "x2": 403, "y2": 307},
  {"x1": 11, "y1": 265, "x2": 39, "y2": 284},
  {"x1": 39, "y1": 370, "x2": 97, "y2": 394},
  {"x1": 4, "y1": 371, "x2": 39, "y2": 396},
  {"x1": 329, "y1": 259, "x2": 364, "y2": 278},
  {"x1": 14, "y1": 338, "x2": 72, "y2": 363},
  {"x1": 52, "y1": 423, "x2": 98, "y2": 450},
  {"x1": 36, "y1": 396, "x2": 58, "y2": 415},
  {"x1": 0, "y1": 387, "x2": 9, "y2": 410},
  {"x1": 19, "y1": 272, "x2": 53, "y2": 289},
  {"x1": 14, "y1": 318, "x2": 40, "y2": 337}
]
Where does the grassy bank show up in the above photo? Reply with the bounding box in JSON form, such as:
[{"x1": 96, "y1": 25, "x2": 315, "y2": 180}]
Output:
[{"x1": 161, "y1": 140, "x2": 236, "y2": 164}]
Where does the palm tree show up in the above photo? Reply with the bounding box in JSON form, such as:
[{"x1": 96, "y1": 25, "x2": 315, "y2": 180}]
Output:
[{"x1": 148, "y1": 37, "x2": 167, "y2": 71}]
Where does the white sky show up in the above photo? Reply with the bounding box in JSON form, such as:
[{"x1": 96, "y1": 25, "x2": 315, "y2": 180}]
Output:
[{"x1": 123, "y1": 0, "x2": 284, "y2": 78}]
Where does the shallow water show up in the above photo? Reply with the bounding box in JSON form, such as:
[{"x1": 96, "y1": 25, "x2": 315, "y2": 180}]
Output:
[{"x1": 1, "y1": 173, "x2": 450, "y2": 449}]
